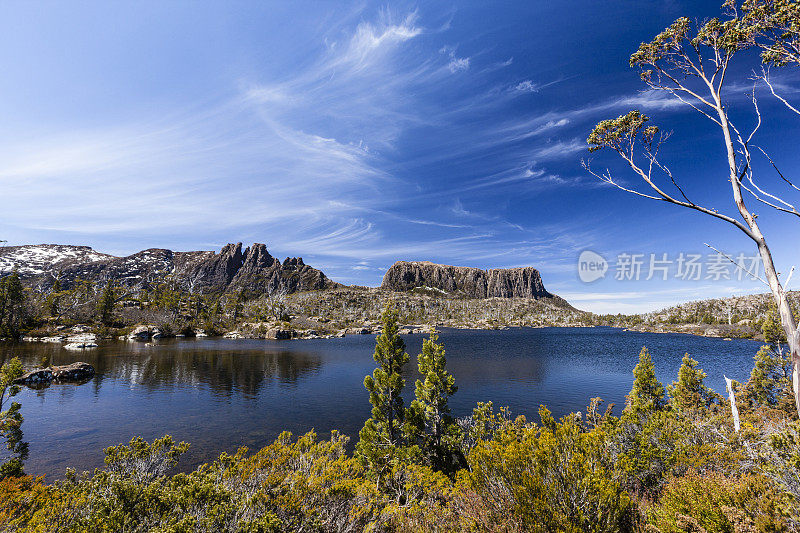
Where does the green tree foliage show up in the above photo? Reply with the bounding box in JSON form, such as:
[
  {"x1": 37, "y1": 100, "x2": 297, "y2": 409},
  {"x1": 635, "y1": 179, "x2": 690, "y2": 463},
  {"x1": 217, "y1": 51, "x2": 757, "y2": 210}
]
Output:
[
  {"x1": 0, "y1": 358, "x2": 26, "y2": 479},
  {"x1": 744, "y1": 307, "x2": 794, "y2": 410},
  {"x1": 0, "y1": 272, "x2": 25, "y2": 338},
  {"x1": 626, "y1": 347, "x2": 667, "y2": 415},
  {"x1": 747, "y1": 346, "x2": 793, "y2": 409},
  {"x1": 44, "y1": 279, "x2": 62, "y2": 318},
  {"x1": 617, "y1": 348, "x2": 688, "y2": 495},
  {"x1": 96, "y1": 282, "x2": 117, "y2": 326},
  {"x1": 356, "y1": 303, "x2": 410, "y2": 477},
  {"x1": 406, "y1": 330, "x2": 462, "y2": 474},
  {"x1": 152, "y1": 282, "x2": 182, "y2": 319},
  {"x1": 762, "y1": 306, "x2": 788, "y2": 346},
  {"x1": 667, "y1": 354, "x2": 714, "y2": 413},
  {"x1": 740, "y1": 0, "x2": 800, "y2": 67},
  {"x1": 587, "y1": 110, "x2": 659, "y2": 154}
]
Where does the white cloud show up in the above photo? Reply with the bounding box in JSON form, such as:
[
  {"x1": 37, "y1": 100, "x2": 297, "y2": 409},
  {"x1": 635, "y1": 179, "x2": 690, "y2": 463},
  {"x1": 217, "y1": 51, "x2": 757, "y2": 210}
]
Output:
[
  {"x1": 451, "y1": 198, "x2": 471, "y2": 216},
  {"x1": 531, "y1": 138, "x2": 585, "y2": 160},
  {"x1": 448, "y1": 56, "x2": 470, "y2": 73},
  {"x1": 514, "y1": 80, "x2": 539, "y2": 93},
  {"x1": 440, "y1": 45, "x2": 470, "y2": 73},
  {"x1": 334, "y1": 11, "x2": 422, "y2": 72},
  {"x1": 0, "y1": 14, "x2": 430, "y2": 242}
]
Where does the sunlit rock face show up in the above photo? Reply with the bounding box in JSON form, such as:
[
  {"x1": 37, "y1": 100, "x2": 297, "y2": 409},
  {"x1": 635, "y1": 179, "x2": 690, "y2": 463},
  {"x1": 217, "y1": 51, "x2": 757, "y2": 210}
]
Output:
[{"x1": 381, "y1": 260, "x2": 554, "y2": 299}]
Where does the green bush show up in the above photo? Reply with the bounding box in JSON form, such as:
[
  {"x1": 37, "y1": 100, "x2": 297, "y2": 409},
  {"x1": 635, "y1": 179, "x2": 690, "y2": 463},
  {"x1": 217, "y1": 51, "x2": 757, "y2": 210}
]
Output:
[
  {"x1": 649, "y1": 470, "x2": 793, "y2": 532},
  {"x1": 462, "y1": 406, "x2": 635, "y2": 532}
]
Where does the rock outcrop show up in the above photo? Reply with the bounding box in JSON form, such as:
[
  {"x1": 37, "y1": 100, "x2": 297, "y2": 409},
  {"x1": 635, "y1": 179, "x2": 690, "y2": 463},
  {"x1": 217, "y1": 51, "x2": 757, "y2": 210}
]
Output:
[
  {"x1": 0, "y1": 243, "x2": 335, "y2": 297},
  {"x1": 381, "y1": 261, "x2": 554, "y2": 299},
  {"x1": 14, "y1": 362, "x2": 95, "y2": 387}
]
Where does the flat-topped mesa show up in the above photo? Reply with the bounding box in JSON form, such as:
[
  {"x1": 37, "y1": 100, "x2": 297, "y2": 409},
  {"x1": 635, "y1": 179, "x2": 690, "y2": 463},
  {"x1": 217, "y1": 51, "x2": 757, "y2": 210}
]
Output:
[{"x1": 381, "y1": 260, "x2": 553, "y2": 299}]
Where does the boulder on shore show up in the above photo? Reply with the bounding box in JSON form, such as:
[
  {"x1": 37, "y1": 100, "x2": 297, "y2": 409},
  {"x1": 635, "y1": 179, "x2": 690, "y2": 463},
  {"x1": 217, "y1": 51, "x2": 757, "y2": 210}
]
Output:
[
  {"x1": 65, "y1": 333, "x2": 97, "y2": 344},
  {"x1": 64, "y1": 342, "x2": 98, "y2": 350},
  {"x1": 128, "y1": 325, "x2": 156, "y2": 340},
  {"x1": 266, "y1": 328, "x2": 293, "y2": 340},
  {"x1": 13, "y1": 368, "x2": 53, "y2": 385}
]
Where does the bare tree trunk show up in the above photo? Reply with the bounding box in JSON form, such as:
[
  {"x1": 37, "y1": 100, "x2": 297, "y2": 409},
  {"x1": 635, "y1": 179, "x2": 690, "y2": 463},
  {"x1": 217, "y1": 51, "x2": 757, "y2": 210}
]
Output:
[
  {"x1": 716, "y1": 101, "x2": 800, "y2": 417},
  {"x1": 757, "y1": 242, "x2": 800, "y2": 416}
]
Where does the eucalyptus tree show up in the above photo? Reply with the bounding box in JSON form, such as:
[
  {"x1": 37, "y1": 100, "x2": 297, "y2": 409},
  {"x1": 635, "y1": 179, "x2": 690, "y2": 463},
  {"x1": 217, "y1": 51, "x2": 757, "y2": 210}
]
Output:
[{"x1": 584, "y1": 0, "x2": 800, "y2": 416}]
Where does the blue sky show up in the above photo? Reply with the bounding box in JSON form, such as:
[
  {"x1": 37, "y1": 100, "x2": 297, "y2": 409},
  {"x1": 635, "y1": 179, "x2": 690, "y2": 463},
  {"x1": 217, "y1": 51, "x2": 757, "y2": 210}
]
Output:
[{"x1": 2, "y1": 0, "x2": 800, "y2": 313}]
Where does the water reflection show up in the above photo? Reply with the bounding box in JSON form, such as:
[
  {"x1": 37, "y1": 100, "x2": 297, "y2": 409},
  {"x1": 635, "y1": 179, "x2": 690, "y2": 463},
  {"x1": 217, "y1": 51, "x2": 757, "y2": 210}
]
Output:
[
  {"x1": 0, "y1": 328, "x2": 762, "y2": 479},
  {"x1": 3, "y1": 339, "x2": 324, "y2": 397}
]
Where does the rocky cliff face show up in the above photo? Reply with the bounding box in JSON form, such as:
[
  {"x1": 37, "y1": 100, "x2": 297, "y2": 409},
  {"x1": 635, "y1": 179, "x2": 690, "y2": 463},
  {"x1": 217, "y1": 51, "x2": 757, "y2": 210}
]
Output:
[
  {"x1": 381, "y1": 261, "x2": 554, "y2": 299},
  {"x1": 0, "y1": 243, "x2": 334, "y2": 296},
  {"x1": 182, "y1": 243, "x2": 331, "y2": 295}
]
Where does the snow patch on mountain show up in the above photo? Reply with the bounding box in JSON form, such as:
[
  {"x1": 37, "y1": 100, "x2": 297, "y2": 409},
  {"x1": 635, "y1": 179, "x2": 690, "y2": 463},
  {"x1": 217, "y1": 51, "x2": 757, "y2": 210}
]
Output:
[{"x1": 0, "y1": 245, "x2": 113, "y2": 276}]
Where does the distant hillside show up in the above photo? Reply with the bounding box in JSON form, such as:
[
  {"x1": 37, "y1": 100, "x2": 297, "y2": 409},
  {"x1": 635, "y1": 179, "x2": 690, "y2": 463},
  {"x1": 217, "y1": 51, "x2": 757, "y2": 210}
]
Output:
[
  {"x1": 644, "y1": 291, "x2": 800, "y2": 326},
  {"x1": 590, "y1": 291, "x2": 800, "y2": 339},
  {"x1": 0, "y1": 243, "x2": 336, "y2": 296}
]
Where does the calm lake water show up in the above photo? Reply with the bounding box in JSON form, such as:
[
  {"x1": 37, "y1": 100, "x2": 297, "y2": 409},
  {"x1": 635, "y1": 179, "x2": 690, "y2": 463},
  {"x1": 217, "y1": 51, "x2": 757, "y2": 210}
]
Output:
[{"x1": 0, "y1": 327, "x2": 762, "y2": 479}]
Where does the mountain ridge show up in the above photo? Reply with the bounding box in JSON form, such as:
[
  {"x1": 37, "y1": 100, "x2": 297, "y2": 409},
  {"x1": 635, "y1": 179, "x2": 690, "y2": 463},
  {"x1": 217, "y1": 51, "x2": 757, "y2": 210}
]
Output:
[{"x1": 0, "y1": 243, "x2": 335, "y2": 296}]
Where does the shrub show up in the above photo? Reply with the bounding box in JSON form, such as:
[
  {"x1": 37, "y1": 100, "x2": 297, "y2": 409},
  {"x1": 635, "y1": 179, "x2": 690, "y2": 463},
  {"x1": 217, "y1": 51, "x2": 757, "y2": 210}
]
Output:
[
  {"x1": 462, "y1": 406, "x2": 634, "y2": 532},
  {"x1": 649, "y1": 470, "x2": 793, "y2": 532},
  {"x1": 0, "y1": 432, "x2": 383, "y2": 532}
]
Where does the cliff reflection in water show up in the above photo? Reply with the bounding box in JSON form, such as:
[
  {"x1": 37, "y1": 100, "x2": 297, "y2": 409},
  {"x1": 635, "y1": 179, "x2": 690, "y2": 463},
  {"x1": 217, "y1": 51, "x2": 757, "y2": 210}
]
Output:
[{"x1": 4, "y1": 339, "x2": 324, "y2": 398}]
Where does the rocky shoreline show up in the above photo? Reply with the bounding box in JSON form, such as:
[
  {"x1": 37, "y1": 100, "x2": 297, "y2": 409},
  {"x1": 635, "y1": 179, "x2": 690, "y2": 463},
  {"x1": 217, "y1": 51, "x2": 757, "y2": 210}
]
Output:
[
  {"x1": 620, "y1": 323, "x2": 761, "y2": 341},
  {"x1": 16, "y1": 320, "x2": 752, "y2": 346}
]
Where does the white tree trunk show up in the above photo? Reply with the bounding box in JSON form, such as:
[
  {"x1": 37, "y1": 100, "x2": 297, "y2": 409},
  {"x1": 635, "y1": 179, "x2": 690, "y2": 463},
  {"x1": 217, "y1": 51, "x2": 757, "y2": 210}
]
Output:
[{"x1": 716, "y1": 100, "x2": 800, "y2": 418}]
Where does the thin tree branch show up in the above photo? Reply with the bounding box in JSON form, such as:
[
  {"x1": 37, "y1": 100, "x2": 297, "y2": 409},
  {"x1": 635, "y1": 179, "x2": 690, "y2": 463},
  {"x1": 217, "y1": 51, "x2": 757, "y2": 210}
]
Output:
[
  {"x1": 703, "y1": 242, "x2": 770, "y2": 287},
  {"x1": 758, "y1": 68, "x2": 800, "y2": 116},
  {"x1": 755, "y1": 145, "x2": 800, "y2": 193}
]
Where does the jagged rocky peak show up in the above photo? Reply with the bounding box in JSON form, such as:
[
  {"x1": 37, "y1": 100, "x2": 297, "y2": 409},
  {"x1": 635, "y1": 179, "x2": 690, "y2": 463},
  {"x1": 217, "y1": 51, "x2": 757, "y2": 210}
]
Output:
[
  {"x1": 381, "y1": 260, "x2": 554, "y2": 299},
  {"x1": 0, "y1": 242, "x2": 336, "y2": 296},
  {"x1": 243, "y1": 243, "x2": 277, "y2": 269},
  {"x1": 179, "y1": 242, "x2": 335, "y2": 295}
]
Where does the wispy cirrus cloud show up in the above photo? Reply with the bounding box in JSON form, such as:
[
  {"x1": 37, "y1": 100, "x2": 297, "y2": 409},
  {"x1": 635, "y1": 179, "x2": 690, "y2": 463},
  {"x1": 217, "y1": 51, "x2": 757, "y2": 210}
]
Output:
[
  {"x1": 1, "y1": 10, "x2": 434, "y2": 248},
  {"x1": 0, "y1": 2, "x2": 736, "y2": 303},
  {"x1": 439, "y1": 45, "x2": 471, "y2": 73},
  {"x1": 514, "y1": 80, "x2": 540, "y2": 93}
]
